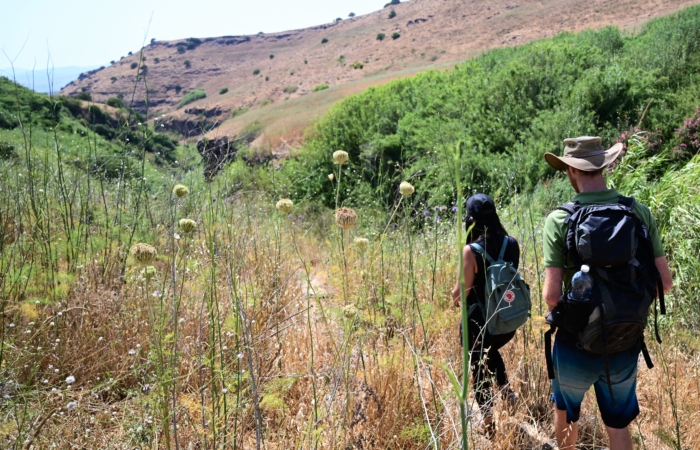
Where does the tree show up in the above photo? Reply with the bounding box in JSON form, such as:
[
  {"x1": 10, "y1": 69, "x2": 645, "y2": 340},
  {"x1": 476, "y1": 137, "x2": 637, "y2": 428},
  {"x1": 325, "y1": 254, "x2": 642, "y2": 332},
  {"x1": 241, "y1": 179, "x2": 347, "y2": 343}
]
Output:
[
  {"x1": 349, "y1": 12, "x2": 355, "y2": 17},
  {"x1": 150, "y1": 38, "x2": 156, "y2": 44},
  {"x1": 321, "y1": 38, "x2": 329, "y2": 44},
  {"x1": 376, "y1": 33, "x2": 386, "y2": 41},
  {"x1": 184, "y1": 60, "x2": 191, "y2": 68},
  {"x1": 388, "y1": 9, "x2": 396, "y2": 19},
  {"x1": 391, "y1": 32, "x2": 401, "y2": 40}
]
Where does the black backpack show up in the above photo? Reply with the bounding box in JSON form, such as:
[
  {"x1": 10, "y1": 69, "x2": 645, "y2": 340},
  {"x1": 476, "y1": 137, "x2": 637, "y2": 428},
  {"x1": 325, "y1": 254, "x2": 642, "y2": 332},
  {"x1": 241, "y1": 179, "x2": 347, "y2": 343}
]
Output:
[{"x1": 544, "y1": 196, "x2": 666, "y2": 404}]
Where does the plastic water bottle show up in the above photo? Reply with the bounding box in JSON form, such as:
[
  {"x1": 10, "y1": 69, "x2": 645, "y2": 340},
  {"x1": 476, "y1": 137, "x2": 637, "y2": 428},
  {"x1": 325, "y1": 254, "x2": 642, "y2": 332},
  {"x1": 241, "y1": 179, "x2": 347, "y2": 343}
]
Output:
[{"x1": 570, "y1": 265, "x2": 593, "y2": 301}]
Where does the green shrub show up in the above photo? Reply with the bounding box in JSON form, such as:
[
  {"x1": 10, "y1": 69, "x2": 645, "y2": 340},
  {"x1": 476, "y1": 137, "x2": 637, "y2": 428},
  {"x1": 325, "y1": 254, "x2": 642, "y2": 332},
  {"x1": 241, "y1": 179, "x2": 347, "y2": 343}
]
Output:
[
  {"x1": 177, "y1": 45, "x2": 186, "y2": 54},
  {"x1": 74, "y1": 92, "x2": 92, "y2": 101},
  {"x1": 253, "y1": 68, "x2": 261, "y2": 75},
  {"x1": 184, "y1": 60, "x2": 191, "y2": 68},
  {"x1": 110, "y1": 76, "x2": 117, "y2": 82},
  {"x1": 304, "y1": 59, "x2": 308, "y2": 64},
  {"x1": 130, "y1": 62, "x2": 138, "y2": 69},
  {"x1": 174, "y1": 84, "x2": 182, "y2": 93},
  {"x1": 177, "y1": 89, "x2": 206, "y2": 108},
  {"x1": 349, "y1": 12, "x2": 355, "y2": 17},
  {"x1": 283, "y1": 86, "x2": 298, "y2": 94},
  {"x1": 391, "y1": 32, "x2": 400, "y2": 39},
  {"x1": 91, "y1": 123, "x2": 115, "y2": 140},
  {"x1": 376, "y1": 33, "x2": 386, "y2": 41},
  {"x1": 269, "y1": 54, "x2": 274, "y2": 59},
  {"x1": 388, "y1": 9, "x2": 396, "y2": 19},
  {"x1": 105, "y1": 97, "x2": 124, "y2": 108},
  {"x1": 259, "y1": 98, "x2": 273, "y2": 107},
  {"x1": 312, "y1": 84, "x2": 329, "y2": 92},
  {"x1": 231, "y1": 107, "x2": 249, "y2": 118},
  {"x1": 219, "y1": 87, "x2": 229, "y2": 95},
  {"x1": 187, "y1": 37, "x2": 202, "y2": 50},
  {"x1": 154, "y1": 57, "x2": 160, "y2": 63},
  {"x1": 265, "y1": 76, "x2": 269, "y2": 81},
  {"x1": 321, "y1": 38, "x2": 329, "y2": 44},
  {"x1": 384, "y1": 0, "x2": 400, "y2": 6},
  {"x1": 352, "y1": 62, "x2": 364, "y2": 69},
  {"x1": 0, "y1": 142, "x2": 17, "y2": 160}
]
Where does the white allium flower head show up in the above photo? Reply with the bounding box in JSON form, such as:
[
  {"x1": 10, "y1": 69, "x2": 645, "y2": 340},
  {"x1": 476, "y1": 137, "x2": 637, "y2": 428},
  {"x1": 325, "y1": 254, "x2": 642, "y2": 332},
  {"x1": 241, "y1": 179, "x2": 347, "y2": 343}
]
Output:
[
  {"x1": 332, "y1": 150, "x2": 349, "y2": 165},
  {"x1": 399, "y1": 181, "x2": 415, "y2": 197}
]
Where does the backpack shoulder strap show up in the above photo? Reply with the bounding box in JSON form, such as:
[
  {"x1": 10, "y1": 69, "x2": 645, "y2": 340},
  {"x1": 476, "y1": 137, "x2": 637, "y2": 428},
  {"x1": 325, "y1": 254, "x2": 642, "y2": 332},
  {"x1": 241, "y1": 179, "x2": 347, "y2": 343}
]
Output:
[
  {"x1": 497, "y1": 235, "x2": 509, "y2": 261},
  {"x1": 557, "y1": 202, "x2": 579, "y2": 216},
  {"x1": 470, "y1": 243, "x2": 494, "y2": 264},
  {"x1": 618, "y1": 195, "x2": 636, "y2": 209}
]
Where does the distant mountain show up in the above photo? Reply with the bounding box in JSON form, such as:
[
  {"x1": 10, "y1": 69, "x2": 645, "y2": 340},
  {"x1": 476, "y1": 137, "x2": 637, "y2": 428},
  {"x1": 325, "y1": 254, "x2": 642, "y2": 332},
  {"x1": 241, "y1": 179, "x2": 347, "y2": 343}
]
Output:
[
  {"x1": 0, "y1": 66, "x2": 101, "y2": 94},
  {"x1": 58, "y1": 0, "x2": 700, "y2": 152}
]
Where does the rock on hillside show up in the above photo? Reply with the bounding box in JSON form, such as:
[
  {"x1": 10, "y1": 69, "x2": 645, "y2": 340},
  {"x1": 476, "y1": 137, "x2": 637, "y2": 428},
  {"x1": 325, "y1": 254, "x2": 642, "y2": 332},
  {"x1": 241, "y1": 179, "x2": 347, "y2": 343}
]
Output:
[{"x1": 60, "y1": 0, "x2": 700, "y2": 148}]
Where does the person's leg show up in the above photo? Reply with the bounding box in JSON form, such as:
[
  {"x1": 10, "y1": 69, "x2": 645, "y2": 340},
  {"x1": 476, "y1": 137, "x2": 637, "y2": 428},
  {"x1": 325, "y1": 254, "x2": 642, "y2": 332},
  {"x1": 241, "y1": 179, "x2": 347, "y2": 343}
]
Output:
[
  {"x1": 554, "y1": 407, "x2": 578, "y2": 450},
  {"x1": 467, "y1": 316, "x2": 493, "y2": 408},
  {"x1": 593, "y1": 347, "x2": 640, "y2": 450},
  {"x1": 605, "y1": 426, "x2": 632, "y2": 450},
  {"x1": 483, "y1": 331, "x2": 515, "y2": 388}
]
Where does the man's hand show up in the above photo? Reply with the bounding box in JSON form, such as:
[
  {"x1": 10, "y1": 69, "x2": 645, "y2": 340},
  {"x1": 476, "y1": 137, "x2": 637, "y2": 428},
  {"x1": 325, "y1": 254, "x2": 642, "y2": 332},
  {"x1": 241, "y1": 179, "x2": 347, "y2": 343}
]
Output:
[{"x1": 655, "y1": 256, "x2": 673, "y2": 294}]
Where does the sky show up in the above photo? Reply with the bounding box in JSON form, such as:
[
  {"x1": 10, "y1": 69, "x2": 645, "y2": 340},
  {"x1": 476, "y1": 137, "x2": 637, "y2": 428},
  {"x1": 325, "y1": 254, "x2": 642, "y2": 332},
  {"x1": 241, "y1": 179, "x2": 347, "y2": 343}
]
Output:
[{"x1": 1, "y1": 0, "x2": 389, "y2": 70}]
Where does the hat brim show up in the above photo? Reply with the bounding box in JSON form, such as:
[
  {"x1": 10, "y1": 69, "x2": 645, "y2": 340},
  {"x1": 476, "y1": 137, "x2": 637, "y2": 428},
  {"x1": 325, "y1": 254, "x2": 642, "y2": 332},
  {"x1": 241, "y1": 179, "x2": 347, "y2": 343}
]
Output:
[{"x1": 545, "y1": 143, "x2": 624, "y2": 172}]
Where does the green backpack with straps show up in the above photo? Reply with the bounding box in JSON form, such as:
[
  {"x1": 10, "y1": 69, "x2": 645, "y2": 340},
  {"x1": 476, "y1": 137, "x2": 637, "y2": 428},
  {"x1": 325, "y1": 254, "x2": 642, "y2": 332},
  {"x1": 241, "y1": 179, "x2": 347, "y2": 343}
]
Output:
[{"x1": 469, "y1": 236, "x2": 531, "y2": 335}]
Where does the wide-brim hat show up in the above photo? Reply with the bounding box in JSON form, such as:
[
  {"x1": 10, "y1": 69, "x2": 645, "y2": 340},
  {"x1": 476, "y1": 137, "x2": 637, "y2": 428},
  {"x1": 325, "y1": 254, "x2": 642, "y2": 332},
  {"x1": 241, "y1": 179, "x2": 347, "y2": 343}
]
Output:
[{"x1": 544, "y1": 136, "x2": 623, "y2": 172}]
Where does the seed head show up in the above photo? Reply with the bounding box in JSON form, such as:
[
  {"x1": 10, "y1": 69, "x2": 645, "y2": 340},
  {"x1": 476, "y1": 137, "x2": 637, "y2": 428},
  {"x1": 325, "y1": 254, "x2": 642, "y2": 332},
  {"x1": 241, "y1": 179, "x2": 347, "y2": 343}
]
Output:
[
  {"x1": 328, "y1": 174, "x2": 334, "y2": 181},
  {"x1": 276, "y1": 198, "x2": 293, "y2": 214},
  {"x1": 335, "y1": 207, "x2": 358, "y2": 230},
  {"x1": 131, "y1": 243, "x2": 157, "y2": 265},
  {"x1": 179, "y1": 218, "x2": 197, "y2": 234},
  {"x1": 399, "y1": 181, "x2": 415, "y2": 197},
  {"x1": 173, "y1": 184, "x2": 189, "y2": 198},
  {"x1": 332, "y1": 150, "x2": 349, "y2": 165},
  {"x1": 353, "y1": 237, "x2": 369, "y2": 252},
  {"x1": 343, "y1": 304, "x2": 358, "y2": 319}
]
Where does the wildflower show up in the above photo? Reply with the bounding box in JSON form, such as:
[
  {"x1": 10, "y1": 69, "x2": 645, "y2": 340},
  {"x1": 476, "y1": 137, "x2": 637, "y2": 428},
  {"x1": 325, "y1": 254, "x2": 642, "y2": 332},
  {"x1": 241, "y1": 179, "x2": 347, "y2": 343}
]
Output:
[
  {"x1": 131, "y1": 243, "x2": 157, "y2": 265},
  {"x1": 43, "y1": 379, "x2": 49, "y2": 384},
  {"x1": 222, "y1": 388, "x2": 228, "y2": 394},
  {"x1": 423, "y1": 210, "x2": 430, "y2": 216},
  {"x1": 451, "y1": 206, "x2": 458, "y2": 212},
  {"x1": 173, "y1": 184, "x2": 189, "y2": 198},
  {"x1": 67, "y1": 401, "x2": 77, "y2": 411},
  {"x1": 128, "y1": 349, "x2": 136, "y2": 355},
  {"x1": 335, "y1": 207, "x2": 358, "y2": 230},
  {"x1": 174, "y1": 233, "x2": 181, "y2": 240},
  {"x1": 179, "y1": 218, "x2": 197, "y2": 234},
  {"x1": 328, "y1": 174, "x2": 334, "y2": 181},
  {"x1": 354, "y1": 237, "x2": 369, "y2": 252},
  {"x1": 65, "y1": 376, "x2": 76, "y2": 385},
  {"x1": 276, "y1": 198, "x2": 294, "y2": 214},
  {"x1": 343, "y1": 304, "x2": 358, "y2": 319},
  {"x1": 141, "y1": 266, "x2": 157, "y2": 281},
  {"x1": 152, "y1": 290, "x2": 162, "y2": 298},
  {"x1": 399, "y1": 181, "x2": 415, "y2": 197},
  {"x1": 237, "y1": 353, "x2": 244, "y2": 359},
  {"x1": 332, "y1": 150, "x2": 349, "y2": 165}
]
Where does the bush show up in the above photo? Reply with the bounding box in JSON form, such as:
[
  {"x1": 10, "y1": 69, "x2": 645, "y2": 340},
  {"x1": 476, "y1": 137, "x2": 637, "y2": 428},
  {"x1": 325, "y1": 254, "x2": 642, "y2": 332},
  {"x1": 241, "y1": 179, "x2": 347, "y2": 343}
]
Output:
[
  {"x1": 174, "y1": 84, "x2": 182, "y2": 93},
  {"x1": 74, "y1": 92, "x2": 92, "y2": 101},
  {"x1": 130, "y1": 62, "x2": 138, "y2": 69},
  {"x1": 128, "y1": 51, "x2": 133, "y2": 56},
  {"x1": 154, "y1": 57, "x2": 160, "y2": 63},
  {"x1": 269, "y1": 54, "x2": 274, "y2": 59},
  {"x1": 388, "y1": 9, "x2": 396, "y2": 19},
  {"x1": 321, "y1": 38, "x2": 329, "y2": 44},
  {"x1": 312, "y1": 84, "x2": 329, "y2": 92},
  {"x1": 384, "y1": 0, "x2": 400, "y2": 6},
  {"x1": 105, "y1": 97, "x2": 124, "y2": 108},
  {"x1": 177, "y1": 45, "x2": 186, "y2": 54},
  {"x1": 231, "y1": 107, "x2": 249, "y2": 118},
  {"x1": 283, "y1": 86, "x2": 298, "y2": 94},
  {"x1": 184, "y1": 60, "x2": 191, "y2": 68},
  {"x1": 253, "y1": 69, "x2": 261, "y2": 75},
  {"x1": 259, "y1": 98, "x2": 273, "y2": 107},
  {"x1": 376, "y1": 33, "x2": 386, "y2": 41},
  {"x1": 91, "y1": 123, "x2": 115, "y2": 140},
  {"x1": 219, "y1": 87, "x2": 229, "y2": 95},
  {"x1": 349, "y1": 12, "x2": 355, "y2": 17},
  {"x1": 150, "y1": 38, "x2": 156, "y2": 44},
  {"x1": 187, "y1": 37, "x2": 202, "y2": 50},
  {"x1": 110, "y1": 76, "x2": 117, "y2": 82},
  {"x1": 391, "y1": 32, "x2": 401, "y2": 39},
  {"x1": 352, "y1": 62, "x2": 364, "y2": 69},
  {"x1": 177, "y1": 89, "x2": 206, "y2": 108}
]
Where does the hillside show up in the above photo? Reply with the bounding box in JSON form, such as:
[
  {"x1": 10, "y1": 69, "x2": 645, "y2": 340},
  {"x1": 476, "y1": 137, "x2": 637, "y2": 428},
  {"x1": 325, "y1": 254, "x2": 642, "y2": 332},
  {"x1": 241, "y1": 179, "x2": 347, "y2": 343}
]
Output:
[{"x1": 59, "y1": 0, "x2": 700, "y2": 151}]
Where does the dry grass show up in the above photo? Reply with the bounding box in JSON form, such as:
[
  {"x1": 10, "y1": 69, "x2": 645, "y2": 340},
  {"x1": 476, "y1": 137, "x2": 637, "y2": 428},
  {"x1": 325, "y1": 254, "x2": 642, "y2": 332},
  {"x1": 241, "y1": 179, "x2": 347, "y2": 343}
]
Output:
[{"x1": 2, "y1": 185, "x2": 699, "y2": 449}]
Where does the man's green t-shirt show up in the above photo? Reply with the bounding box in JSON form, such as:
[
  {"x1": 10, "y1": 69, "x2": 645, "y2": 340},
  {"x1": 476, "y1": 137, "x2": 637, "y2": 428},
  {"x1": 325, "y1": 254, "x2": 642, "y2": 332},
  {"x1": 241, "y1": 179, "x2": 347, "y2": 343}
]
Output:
[{"x1": 543, "y1": 188, "x2": 665, "y2": 284}]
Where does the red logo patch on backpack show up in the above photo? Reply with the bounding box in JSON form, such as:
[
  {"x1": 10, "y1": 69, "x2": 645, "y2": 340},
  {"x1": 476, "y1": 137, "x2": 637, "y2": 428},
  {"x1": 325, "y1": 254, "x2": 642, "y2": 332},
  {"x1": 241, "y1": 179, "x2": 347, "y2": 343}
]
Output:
[{"x1": 504, "y1": 290, "x2": 516, "y2": 303}]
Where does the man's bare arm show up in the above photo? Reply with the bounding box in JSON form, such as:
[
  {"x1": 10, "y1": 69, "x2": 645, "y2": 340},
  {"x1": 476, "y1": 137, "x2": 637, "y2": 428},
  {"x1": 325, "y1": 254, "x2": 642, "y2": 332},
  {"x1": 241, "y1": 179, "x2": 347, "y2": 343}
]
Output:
[
  {"x1": 543, "y1": 266, "x2": 564, "y2": 311},
  {"x1": 655, "y1": 256, "x2": 673, "y2": 294}
]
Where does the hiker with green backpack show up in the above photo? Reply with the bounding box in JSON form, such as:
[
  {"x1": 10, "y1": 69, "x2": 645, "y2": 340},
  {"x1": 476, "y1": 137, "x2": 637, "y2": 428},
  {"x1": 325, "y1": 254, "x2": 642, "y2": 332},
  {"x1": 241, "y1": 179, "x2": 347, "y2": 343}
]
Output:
[
  {"x1": 542, "y1": 137, "x2": 673, "y2": 450},
  {"x1": 451, "y1": 193, "x2": 531, "y2": 436}
]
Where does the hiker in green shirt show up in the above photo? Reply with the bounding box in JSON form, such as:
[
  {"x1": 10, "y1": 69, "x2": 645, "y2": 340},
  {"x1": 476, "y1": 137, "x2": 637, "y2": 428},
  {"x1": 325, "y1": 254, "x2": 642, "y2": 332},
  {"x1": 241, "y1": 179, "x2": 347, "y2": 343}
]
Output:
[{"x1": 542, "y1": 136, "x2": 673, "y2": 450}]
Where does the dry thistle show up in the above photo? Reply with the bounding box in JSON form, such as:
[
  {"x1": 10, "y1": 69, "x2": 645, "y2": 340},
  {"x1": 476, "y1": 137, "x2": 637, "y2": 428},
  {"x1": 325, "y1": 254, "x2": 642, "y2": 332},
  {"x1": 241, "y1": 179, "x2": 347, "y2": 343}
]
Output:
[
  {"x1": 399, "y1": 181, "x2": 415, "y2": 197},
  {"x1": 354, "y1": 237, "x2": 369, "y2": 252},
  {"x1": 335, "y1": 207, "x2": 358, "y2": 230},
  {"x1": 131, "y1": 243, "x2": 157, "y2": 265},
  {"x1": 173, "y1": 184, "x2": 189, "y2": 198},
  {"x1": 333, "y1": 150, "x2": 349, "y2": 165},
  {"x1": 276, "y1": 198, "x2": 294, "y2": 214},
  {"x1": 179, "y1": 218, "x2": 197, "y2": 234},
  {"x1": 328, "y1": 173, "x2": 334, "y2": 181},
  {"x1": 343, "y1": 304, "x2": 359, "y2": 319}
]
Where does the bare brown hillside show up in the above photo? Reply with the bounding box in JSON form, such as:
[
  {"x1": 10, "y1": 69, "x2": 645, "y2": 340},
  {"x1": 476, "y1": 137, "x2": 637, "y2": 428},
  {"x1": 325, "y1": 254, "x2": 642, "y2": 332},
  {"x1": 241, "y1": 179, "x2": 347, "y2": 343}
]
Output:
[{"x1": 60, "y1": 0, "x2": 700, "y2": 151}]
